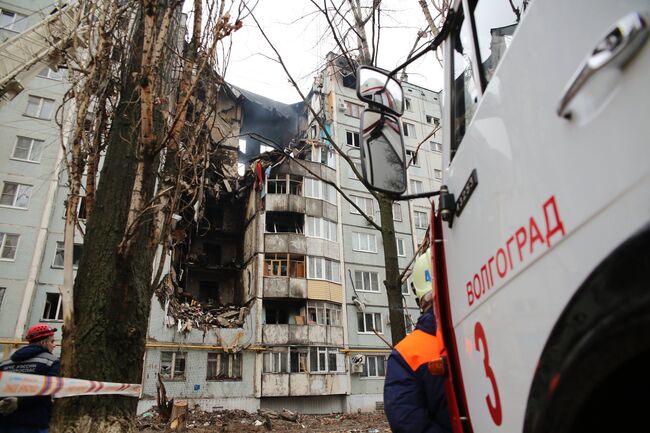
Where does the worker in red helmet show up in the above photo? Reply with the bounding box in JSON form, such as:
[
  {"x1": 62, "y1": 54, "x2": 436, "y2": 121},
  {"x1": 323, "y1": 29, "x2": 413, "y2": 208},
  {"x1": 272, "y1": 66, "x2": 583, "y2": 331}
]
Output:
[{"x1": 0, "y1": 324, "x2": 60, "y2": 432}]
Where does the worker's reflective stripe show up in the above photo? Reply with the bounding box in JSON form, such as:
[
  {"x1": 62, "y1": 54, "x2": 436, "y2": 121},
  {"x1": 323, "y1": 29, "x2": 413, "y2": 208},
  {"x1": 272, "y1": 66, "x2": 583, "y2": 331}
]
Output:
[{"x1": 395, "y1": 329, "x2": 444, "y2": 372}]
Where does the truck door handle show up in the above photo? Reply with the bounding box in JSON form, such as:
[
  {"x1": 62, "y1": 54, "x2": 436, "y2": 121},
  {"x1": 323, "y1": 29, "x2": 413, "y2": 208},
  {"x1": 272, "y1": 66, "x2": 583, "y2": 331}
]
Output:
[{"x1": 557, "y1": 12, "x2": 649, "y2": 119}]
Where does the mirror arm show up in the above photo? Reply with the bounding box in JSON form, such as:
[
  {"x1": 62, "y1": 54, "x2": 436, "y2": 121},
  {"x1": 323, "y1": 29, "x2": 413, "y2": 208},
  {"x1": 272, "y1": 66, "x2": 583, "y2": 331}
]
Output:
[
  {"x1": 387, "y1": 9, "x2": 457, "y2": 78},
  {"x1": 395, "y1": 190, "x2": 440, "y2": 201}
]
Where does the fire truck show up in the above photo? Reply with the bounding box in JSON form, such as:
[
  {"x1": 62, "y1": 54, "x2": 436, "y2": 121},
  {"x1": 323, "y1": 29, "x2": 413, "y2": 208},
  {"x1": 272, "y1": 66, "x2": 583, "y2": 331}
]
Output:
[{"x1": 356, "y1": 0, "x2": 650, "y2": 432}]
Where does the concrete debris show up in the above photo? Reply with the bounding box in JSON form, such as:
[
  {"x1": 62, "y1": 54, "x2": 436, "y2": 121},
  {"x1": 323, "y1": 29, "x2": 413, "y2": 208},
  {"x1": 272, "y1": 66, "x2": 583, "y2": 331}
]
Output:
[
  {"x1": 138, "y1": 408, "x2": 390, "y2": 432},
  {"x1": 166, "y1": 299, "x2": 247, "y2": 332}
]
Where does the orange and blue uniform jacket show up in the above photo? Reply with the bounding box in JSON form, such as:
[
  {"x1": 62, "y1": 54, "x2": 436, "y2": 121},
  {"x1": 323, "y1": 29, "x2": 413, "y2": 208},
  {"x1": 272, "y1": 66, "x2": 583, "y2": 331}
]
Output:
[{"x1": 384, "y1": 309, "x2": 451, "y2": 433}]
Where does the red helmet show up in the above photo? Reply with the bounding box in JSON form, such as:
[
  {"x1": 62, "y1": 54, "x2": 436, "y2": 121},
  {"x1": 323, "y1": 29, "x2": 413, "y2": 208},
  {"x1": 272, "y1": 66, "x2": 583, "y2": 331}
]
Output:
[{"x1": 26, "y1": 324, "x2": 57, "y2": 342}]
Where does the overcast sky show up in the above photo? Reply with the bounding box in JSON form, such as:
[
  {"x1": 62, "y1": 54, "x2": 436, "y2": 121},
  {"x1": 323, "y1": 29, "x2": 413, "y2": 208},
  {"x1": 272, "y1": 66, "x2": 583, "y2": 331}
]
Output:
[{"x1": 220, "y1": 0, "x2": 444, "y2": 104}]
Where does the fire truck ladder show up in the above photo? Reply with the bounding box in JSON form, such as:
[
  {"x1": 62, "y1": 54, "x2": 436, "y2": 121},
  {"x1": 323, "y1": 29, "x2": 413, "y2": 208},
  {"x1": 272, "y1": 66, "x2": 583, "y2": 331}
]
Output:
[{"x1": 0, "y1": 2, "x2": 82, "y2": 101}]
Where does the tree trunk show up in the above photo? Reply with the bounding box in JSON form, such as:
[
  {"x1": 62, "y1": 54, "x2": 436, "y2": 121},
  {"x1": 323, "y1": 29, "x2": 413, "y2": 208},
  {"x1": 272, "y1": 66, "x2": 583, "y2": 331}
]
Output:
[
  {"x1": 378, "y1": 194, "x2": 406, "y2": 344},
  {"x1": 51, "y1": 8, "x2": 157, "y2": 433}
]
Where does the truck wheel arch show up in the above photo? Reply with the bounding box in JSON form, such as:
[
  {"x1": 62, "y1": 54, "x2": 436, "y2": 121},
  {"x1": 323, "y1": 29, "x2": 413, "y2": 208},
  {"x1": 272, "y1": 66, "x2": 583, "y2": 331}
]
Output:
[{"x1": 523, "y1": 224, "x2": 650, "y2": 433}]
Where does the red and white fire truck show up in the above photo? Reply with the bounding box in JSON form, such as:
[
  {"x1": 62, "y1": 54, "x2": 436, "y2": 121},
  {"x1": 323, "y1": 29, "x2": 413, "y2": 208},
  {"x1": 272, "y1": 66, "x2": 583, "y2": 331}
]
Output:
[{"x1": 356, "y1": 0, "x2": 650, "y2": 432}]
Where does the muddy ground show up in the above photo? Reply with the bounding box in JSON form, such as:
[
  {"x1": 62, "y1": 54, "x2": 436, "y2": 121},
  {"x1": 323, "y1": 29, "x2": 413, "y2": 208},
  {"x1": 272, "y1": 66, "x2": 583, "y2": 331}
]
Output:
[{"x1": 138, "y1": 407, "x2": 390, "y2": 433}]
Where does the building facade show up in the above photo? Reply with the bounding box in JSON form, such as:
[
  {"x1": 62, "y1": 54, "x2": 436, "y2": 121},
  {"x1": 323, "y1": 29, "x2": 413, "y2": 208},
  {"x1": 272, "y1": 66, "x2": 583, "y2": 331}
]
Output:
[{"x1": 0, "y1": 5, "x2": 442, "y2": 413}]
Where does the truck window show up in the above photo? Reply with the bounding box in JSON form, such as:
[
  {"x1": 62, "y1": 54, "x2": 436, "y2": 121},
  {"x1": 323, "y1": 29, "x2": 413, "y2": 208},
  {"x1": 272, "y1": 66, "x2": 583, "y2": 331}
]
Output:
[
  {"x1": 451, "y1": 7, "x2": 480, "y2": 160},
  {"x1": 474, "y1": 0, "x2": 528, "y2": 84}
]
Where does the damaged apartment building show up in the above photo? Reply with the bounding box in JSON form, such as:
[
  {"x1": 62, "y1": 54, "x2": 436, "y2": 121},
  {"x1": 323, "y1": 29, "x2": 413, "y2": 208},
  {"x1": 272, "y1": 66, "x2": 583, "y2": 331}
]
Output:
[{"x1": 139, "y1": 52, "x2": 444, "y2": 414}]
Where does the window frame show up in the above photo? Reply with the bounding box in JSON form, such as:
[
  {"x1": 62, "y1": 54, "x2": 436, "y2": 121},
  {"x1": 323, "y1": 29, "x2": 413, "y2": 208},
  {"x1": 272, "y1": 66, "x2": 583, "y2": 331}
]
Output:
[
  {"x1": 0, "y1": 182, "x2": 32, "y2": 209},
  {"x1": 42, "y1": 292, "x2": 63, "y2": 321},
  {"x1": 344, "y1": 101, "x2": 363, "y2": 118},
  {"x1": 24, "y1": 95, "x2": 55, "y2": 120},
  {"x1": 160, "y1": 351, "x2": 187, "y2": 380},
  {"x1": 346, "y1": 130, "x2": 360, "y2": 147},
  {"x1": 362, "y1": 355, "x2": 387, "y2": 378},
  {"x1": 307, "y1": 256, "x2": 341, "y2": 283},
  {"x1": 403, "y1": 122, "x2": 416, "y2": 138},
  {"x1": 405, "y1": 149, "x2": 419, "y2": 167},
  {"x1": 52, "y1": 241, "x2": 83, "y2": 269},
  {"x1": 434, "y1": 169, "x2": 442, "y2": 180},
  {"x1": 357, "y1": 312, "x2": 383, "y2": 334},
  {"x1": 397, "y1": 238, "x2": 406, "y2": 257},
  {"x1": 0, "y1": 232, "x2": 19, "y2": 260},
  {"x1": 206, "y1": 352, "x2": 242, "y2": 381},
  {"x1": 350, "y1": 195, "x2": 374, "y2": 216},
  {"x1": 263, "y1": 351, "x2": 288, "y2": 374},
  {"x1": 0, "y1": 10, "x2": 27, "y2": 31},
  {"x1": 409, "y1": 179, "x2": 423, "y2": 195},
  {"x1": 12, "y1": 136, "x2": 44, "y2": 163},
  {"x1": 352, "y1": 231, "x2": 378, "y2": 253},
  {"x1": 354, "y1": 270, "x2": 380, "y2": 293},
  {"x1": 37, "y1": 67, "x2": 63, "y2": 81},
  {"x1": 414, "y1": 210, "x2": 428, "y2": 229}
]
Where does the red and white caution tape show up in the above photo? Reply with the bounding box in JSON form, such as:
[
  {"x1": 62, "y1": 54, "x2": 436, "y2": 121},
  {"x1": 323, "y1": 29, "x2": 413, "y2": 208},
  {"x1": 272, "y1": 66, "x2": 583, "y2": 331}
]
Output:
[{"x1": 0, "y1": 371, "x2": 141, "y2": 398}]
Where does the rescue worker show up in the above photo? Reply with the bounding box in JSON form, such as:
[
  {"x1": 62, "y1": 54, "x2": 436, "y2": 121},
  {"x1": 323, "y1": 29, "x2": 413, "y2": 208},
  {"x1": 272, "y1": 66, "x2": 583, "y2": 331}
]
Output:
[
  {"x1": 384, "y1": 249, "x2": 451, "y2": 433},
  {"x1": 0, "y1": 324, "x2": 60, "y2": 433}
]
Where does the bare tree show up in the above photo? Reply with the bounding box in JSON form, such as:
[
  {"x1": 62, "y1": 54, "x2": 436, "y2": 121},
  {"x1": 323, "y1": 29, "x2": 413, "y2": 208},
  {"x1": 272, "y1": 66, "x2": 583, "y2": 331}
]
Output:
[{"x1": 50, "y1": 1, "x2": 243, "y2": 431}]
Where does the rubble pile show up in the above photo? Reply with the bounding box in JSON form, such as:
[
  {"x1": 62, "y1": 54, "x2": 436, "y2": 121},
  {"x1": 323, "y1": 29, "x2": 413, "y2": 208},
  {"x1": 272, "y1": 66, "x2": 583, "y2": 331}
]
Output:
[
  {"x1": 137, "y1": 407, "x2": 390, "y2": 432},
  {"x1": 170, "y1": 300, "x2": 249, "y2": 332}
]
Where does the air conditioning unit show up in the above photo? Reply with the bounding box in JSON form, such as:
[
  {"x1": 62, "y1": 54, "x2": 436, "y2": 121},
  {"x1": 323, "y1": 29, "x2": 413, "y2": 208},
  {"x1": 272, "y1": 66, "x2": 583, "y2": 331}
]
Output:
[
  {"x1": 337, "y1": 100, "x2": 346, "y2": 112},
  {"x1": 350, "y1": 354, "x2": 366, "y2": 374}
]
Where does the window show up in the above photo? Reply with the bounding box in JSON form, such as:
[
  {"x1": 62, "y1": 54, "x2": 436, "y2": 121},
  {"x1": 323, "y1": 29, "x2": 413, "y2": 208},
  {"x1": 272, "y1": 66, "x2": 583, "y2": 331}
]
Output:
[
  {"x1": 0, "y1": 10, "x2": 27, "y2": 31},
  {"x1": 37, "y1": 67, "x2": 63, "y2": 81},
  {"x1": 1, "y1": 182, "x2": 32, "y2": 208},
  {"x1": 265, "y1": 212, "x2": 303, "y2": 233},
  {"x1": 264, "y1": 254, "x2": 305, "y2": 278},
  {"x1": 304, "y1": 178, "x2": 336, "y2": 204},
  {"x1": 426, "y1": 115, "x2": 440, "y2": 125},
  {"x1": 309, "y1": 347, "x2": 343, "y2": 373},
  {"x1": 307, "y1": 143, "x2": 336, "y2": 168},
  {"x1": 357, "y1": 312, "x2": 383, "y2": 333},
  {"x1": 354, "y1": 271, "x2": 379, "y2": 292},
  {"x1": 350, "y1": 195, "x2": 374, "y2": 215},
  {"x1": 0, "y1": 233, "x2": 19, "y2": 260},
  {"x1": 405, "y1": 313, "x2": 414, "y2": 333},
  {"x1": 53, "y1": 242, "x2": 83, "y2": 268},
  {"x1": 352, "y1": 232, "x2": 377, "y2": 253},
  {"x1": 268, "y1": 174, "x2": 303, "y2": 195},
  {"x1": 403, "y1": 122, "x2": 416, "y2": 138},
  {"x1": 406, "y1": 150, "x2": 419, "y2": 166},
  {"x1": 346, "y1": 131, "x2": 360, "y2": 147},
  {"x1": 392, "y1": 203, "x2": 402, "y2": 221},
  {"x1": 263, "y1": 351, "x2": 288, "y2": 373},
  {"x1": 434, "y1": 169, "x2": 442, "y2": 180},
  {"x1": 307, "y1": 301, "x2": 342, "y2": 326},
  {"x1": 290, "y1": 349, "x2": 308, "y2": 373},
  {"x1": 305, "y1": 217, "x2": 337, "y2": 242},
  {"x1": 397, "y1": 239, "x2": 406, "y2": 257},
  {"x1": 307, "y1": 256, "x2": 340, "y2": 282},
  {"x1": 0, "y1": 287, "x2": 5, "y2": 310},
  {"x1": 64, "y1": 196, "x2": 87, "y2": 220},
  {"x1": 409, "y1": 179, "x2": 423, "y2": 194},
  {"x1": 404, "y1": 98, "x2": 412, "y2": 112},
  {"x1": 12, "y1": 137, "x2": 44, "y2": 162},
  {"x1": 451, "y1": 7, "x2": 481, "y2": 159},
  {"x1": 401, "y1": 280, "x2": 410, "y2": 295},
  {"x1": 160, "y1": 352, "x2": 186, "y2": 379},
  {"x1": 430, "y1": 141, "x2": 442, "y2": 152},
  {"x1": 414, "y1": 211, "x2": 428, "y2": 229},
  {"x1": 24, "y1": 95, "x2": 55, "y2": 120},
  {"x1": 42, "y1": 292, "x2": 63, "y2": 321},
  {"x1": 344, "y1": 101, "x2": 363, "y2": 118},
  {"x1": 363, "y1": 355, "x2": 386, "y2": 378},
  {"x1": 207, "y1": 352, "x2": 242, "y2": 381}
]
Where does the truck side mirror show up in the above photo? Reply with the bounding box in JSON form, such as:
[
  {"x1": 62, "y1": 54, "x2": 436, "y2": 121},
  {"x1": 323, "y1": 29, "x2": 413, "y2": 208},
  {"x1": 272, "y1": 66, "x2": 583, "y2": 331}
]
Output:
[
  {"x1": 360, "y1": 109, "x2": 407, "y2": 195},
  {"x1": 357, "y1": 66, "x2": 404, "y2": 117}
]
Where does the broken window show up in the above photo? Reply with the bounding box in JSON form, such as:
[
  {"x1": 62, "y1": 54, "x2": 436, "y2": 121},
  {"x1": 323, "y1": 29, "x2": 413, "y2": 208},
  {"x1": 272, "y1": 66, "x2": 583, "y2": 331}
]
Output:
[
  {"x1": 263, "y1": 351, "x2": 288, "y2": 373},
  {"x1": 206, "y1": 352, "x2": 242, "y2": 381},
  {"x1": 199, "y1": 281, "x2": 219, "y2": 304},
  {"x1": 160, "y1": 352, "x2": 186, "y2": 380},
  {"x1": 307, "y1": 301, "x2": 341, "y2": 326},
  {"x1": 290, "y1": 348, "x2": 308, "y2": 373},
  {"x1": 264, "y1": 300, "x2": 303, "y2": 325},
  {"x1": 202, "y1": 243, "x2": 221, "y2": 267},
  {"x1": 52, "y1": 242, "x2": 83, "y2": 268},
  {"x1": 42, "y1": 292, "x2": 63, "y2": 321},
  {"x1": 267, "y1": 174, "x2": 303, "y2": 195},
  {"x1": 203, "y1": 205, "x2": 224, "y2": 231},
  {"x1": 265, "y1": 212, "x2": 303, "y2": 233},
  {"x1": 264, "y1": 254, "x2": 305, "y2": 278}
]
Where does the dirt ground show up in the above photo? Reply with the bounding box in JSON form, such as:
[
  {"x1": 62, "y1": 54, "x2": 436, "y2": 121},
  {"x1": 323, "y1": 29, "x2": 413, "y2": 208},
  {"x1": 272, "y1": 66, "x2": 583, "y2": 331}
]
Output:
[{"x1": 138, "y1": 407, "x2": 391, "y2": 433}]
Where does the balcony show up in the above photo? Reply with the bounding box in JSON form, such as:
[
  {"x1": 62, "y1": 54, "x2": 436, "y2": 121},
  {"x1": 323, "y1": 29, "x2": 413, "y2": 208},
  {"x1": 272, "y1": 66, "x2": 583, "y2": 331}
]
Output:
[
  {"x1": 264, "y1": 233, "x2": 307, "y2": 254},
  {"x1": 261, "y1": 324, "x2": 343, "y2": 346},
  {"x1": 261, "y1": 372, "x2": 347, "y2": 397},
  {"x1": 266, "y1": 194, "x2": 306, "y2": 213},
  {"x1": 263, "y1": 277, "x2": 307, "y2": 298}
]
